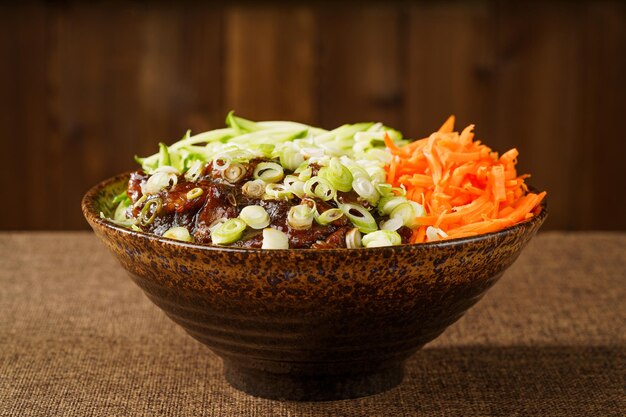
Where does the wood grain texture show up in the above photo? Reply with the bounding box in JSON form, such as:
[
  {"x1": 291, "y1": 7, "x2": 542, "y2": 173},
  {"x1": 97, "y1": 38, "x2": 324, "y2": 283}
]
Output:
[
  {"x1": 406, "y1": 2, "x2": 495, "y2": 139},
  {"x1": 0, "y1": 1, "x2": 624, "y2": 230},
  {"x1": 137, "y1": 3, "x2": 223, "y2": 155},
  {"x1": 48, "y1": 3, "x2": 145, "y2": 229},
  {"x1": 0, "y1": 5, "x2": 50, "y2": 229},
  {"x1": 318, "y1": 4, "x2": 404, "y2": 129},
  {"x1": 491, "y1": 3, "x2": 585, "y2": 230},
  {"x1": 579, "y1": 2, "x2": 626, "y2": 230},
  {"x1": 224, "y1": 5, "x2": 317, "y2": 124}
]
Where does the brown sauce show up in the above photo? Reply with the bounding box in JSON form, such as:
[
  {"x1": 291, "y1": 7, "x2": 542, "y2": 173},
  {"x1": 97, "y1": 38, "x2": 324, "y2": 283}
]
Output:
[{"x1": 125, "y1": 159, "x2": 410, "y2": 248}]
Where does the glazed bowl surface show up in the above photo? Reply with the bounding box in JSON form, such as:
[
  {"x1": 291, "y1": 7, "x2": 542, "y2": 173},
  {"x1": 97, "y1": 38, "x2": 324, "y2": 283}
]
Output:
[{"x1": 82, "y1": 173, "x2": 547, "y2": 401}]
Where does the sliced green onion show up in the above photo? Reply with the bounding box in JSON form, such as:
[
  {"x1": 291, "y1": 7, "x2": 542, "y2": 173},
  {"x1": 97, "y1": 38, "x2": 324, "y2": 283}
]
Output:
[
  {"x1": 239, "y1": 205, "x2": 270, "y2": 229},
  {"x1": 345, "y1": 164, "x2": 370, "y2": 180},
  {"x1": 426, "y1": 226, "x2": 448, "y2": 242},
  {"x1": 242, "y1": 180, "x2": 266, "y2": 199},
  {"x1": 339, "y1": 203, "x2": 378, "y2": 233},
  {"x1": 144, "y1": 169, "x2": 178, "y2": 195},
  {"x1": 362, "y1": 230, "x2": 401, "y2": 248},
  {"x1": 390, "y1": 202, "x2": 415, "y2": 226},
  {"x1": 184, "y1": 160, "x2": 204, "y2": 182},
  {"x1": 280, "y1": 145, "x2": 305, "y2": 171},
  {"x1": 298, "y1": 169, "x2": 312, "y2": 182},
  {"x1": 132, "y1": 194, "x2": 147, "y2": 209},
  {"x1": 284, "y1": 176, "x2": 305, "y2": 198},
  {"x1": 352, "y1": 176, "x2": 379, "y2": 205},
  {"x1": 366, "y1": 166, "x2": 388, "y2": 184},
  {"x1": 294, "y1": 161, "x2": 309, "y2": 172},
  {"x1": 409, "y1": 201, "x2": 426, "y2": 223},
  {"x1": 376, "y1": 183, "x2": 405, "y2": 197},
  {"x1": 366, "y1": 148, "x2": 393, "y2": 164},
  {"x1": 139, "y1": 198, "x2": 163, "y2": 226},
  {"x1": 163, "y1": 226, "x2": 193, "y2": 242},
  {"x1": 208, "y1": 218, "x2": 227, "y2": 231},
  {"x1": 287, "y1": 203, "x2": 316, "y2": 230},
  {"x1": 315, "y1": 208, "x2": 344, "y2": 225},
  {"x1": 223, "y1": 163, "x2": 246, "y2": 183},
  {"x1": 212, "y1": 158, "x2": 230, "y2": 172},
  {"x1": 262, "y1": 227, "x2": 289, "y2": 249},
  {"x1": 318, "y1": 158, "x2": 353, "y2": 192},
  {"x1": 303, "y1": 177, "x2": 336, "y2": 201},
  {"x1": 389, "y1": 201, "x2": 426, "y2": 228},
  {"x1": 345, "y1": 228, "x2": 362, "y2": 248},
  {"x1": 254, "y1": 162, "x2": 284, "y2": 183},
  {"x1": 186, "y1": 187, "x2": 204, "y2": 200},
  {"x1": 380, "y1": 217, "x2": 404, "y2": 231},
  {"x1": 211, "y1": 218, "x2": 246, "y2": 245},
  {"x1": 377, "y1": 196, "x2": 407, "y2": 216},
  {"x1": 265, "y1": 183, "x2": 293, "y2": 200}
]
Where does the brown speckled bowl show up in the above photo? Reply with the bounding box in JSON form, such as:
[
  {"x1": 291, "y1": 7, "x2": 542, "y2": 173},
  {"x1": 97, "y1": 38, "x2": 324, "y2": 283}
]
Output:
[{"x1": 82, "y1": 173, "x2": 547, "y2": 401}]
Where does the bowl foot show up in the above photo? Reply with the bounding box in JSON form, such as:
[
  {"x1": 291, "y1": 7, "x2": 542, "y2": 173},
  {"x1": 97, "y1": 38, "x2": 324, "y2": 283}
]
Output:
[{"x1": 223, "y1": 361, "x2": 404, "y2": 401}]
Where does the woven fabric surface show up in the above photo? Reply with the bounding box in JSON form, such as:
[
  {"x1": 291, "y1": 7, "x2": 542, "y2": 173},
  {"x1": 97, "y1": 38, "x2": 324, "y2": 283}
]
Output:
[{"x1": 0, "y1": 232, "x2": 624, "y2": 417}]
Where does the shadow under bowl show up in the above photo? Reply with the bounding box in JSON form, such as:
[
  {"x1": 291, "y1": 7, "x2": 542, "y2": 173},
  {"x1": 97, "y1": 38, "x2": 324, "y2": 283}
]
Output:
[{"x1": 82, "y1": 173, "x2": 547, "y2": 401}]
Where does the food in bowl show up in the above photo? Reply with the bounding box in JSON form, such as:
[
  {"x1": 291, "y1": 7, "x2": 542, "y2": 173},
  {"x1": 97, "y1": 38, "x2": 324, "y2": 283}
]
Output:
[
  {"x1": 82, "y1": 113, "x2": 548, "y2": 399},
  {"x1": 103, "y1": 112, "x2": 545, "y2": 249}
]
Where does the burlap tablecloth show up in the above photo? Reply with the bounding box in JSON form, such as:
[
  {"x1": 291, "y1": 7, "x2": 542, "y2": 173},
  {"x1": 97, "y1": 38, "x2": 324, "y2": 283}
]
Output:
[{"x1": 0, "y1": 232, "x2": 624, "y2": 416}]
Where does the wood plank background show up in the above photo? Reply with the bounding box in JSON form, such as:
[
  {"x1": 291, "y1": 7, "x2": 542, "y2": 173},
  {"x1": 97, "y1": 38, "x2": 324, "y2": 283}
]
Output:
[{"x1": 1, "y1": 1, "x2": 625, "y2": 230}]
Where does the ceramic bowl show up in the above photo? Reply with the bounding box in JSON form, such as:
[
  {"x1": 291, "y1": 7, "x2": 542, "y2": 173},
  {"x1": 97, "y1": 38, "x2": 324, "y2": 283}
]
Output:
[{"x1": 82, "y1": 173, "x2": 547, "y2": 401}]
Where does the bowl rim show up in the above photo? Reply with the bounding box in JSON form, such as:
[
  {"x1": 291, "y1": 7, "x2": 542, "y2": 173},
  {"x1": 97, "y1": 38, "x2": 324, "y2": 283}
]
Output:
[{"x1": 82, "y1": 172, "x2": 547, "y2": 254}]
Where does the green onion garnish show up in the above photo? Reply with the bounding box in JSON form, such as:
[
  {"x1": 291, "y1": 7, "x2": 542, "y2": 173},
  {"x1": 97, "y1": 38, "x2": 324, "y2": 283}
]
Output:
[
  {"x1": 352, "y1": 176, "x2": 379, "y2": 205},
  {"x1": 262, "y1": 227, "x2": 289, "y2": 249},
  {"x1": 254, "y1": 162, "x2": 284, "y2": 183},
  {"x1": 362, "y1": 230, "x2": 401, "y2": 248},
  {"x1": 287, "y1": 203, "x2": 316, "y2": 230},
  {"x1": 117, "y1": 112, "x2": 418, "y2": 246},
  {"x1": 139, "y1": 198, "x2": 163, "y2": 226},
  {"x1": 223, "y1": 163, "x2": 246, "y2": 183},
  {"x1": 184, "y1": 160, "x2": 204, "y2": 182},
  {"x1": 239, "y1": 205, "x2": 271, "y2": 229},
  {"x1": 377, "y1": 196, "x2": 407, "y2": 216},
  {"x1": 315, "y1": 208, "x2": 344, "y2": 226},
  {"x1": 318, "y1": 158, "x2": 353, "y2": 193},
  {"x1": 279, "y1": 144, "x2": 305, "y2": 171},
  {"x1": 296, "y1": 166, "x2": 312, "y2": 182},
  {"x1": 339, "y1": 203, "x2": 378, "y2": 233},
  {"x1": 283, "y1": 176, "x2": 306, "y2": 198},
  {"x1": 242, "y1": 180, "x2": 266, "y2": 199},
  {"x1": 186, "y1": 188, "x2": 204, "y2": 200},
  {"x1": 210, "y1": 218, "x2": 246, "y2": 245},
  {"x1": 303, "y1": 177, "x2": 336, "y2": 201},
  {"x1": 163, "y1": 226, "x2": 193, "y2": 242},
  {"x1": 144, "y1": 169, "x2": 178, "y2": 195},
  {"x1": 426, "y1": 226, "x2": 448, "y2": 242},
  {"x1": 345, "y1": 228, "x2": 362, "y2": 248},
  {"x1": 265, "y1": 183, "x2": 293, "y2": 200}
]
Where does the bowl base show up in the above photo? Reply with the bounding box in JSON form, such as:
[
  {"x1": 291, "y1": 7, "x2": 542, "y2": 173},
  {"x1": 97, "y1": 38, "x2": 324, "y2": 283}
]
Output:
[{"x1": 223, "y1": 361, "x2": 404, "y2": 401}]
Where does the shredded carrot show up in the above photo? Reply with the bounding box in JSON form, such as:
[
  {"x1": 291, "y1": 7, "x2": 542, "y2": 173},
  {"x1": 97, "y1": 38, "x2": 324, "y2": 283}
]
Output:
[
  {"x1": 410, "y1": 226, "x2": 427, "y2": 244},
  {"x1": 386, "y1": 116, "x2": 546, "y2": 242},
  {"x1": 438, "y1": 115, "x2": 456, "y2": 133}
]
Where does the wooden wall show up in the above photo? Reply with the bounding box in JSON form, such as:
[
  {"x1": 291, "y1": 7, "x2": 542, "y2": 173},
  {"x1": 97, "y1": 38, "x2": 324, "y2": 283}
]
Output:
[{"x1": 1, "y1": 1, "x2": 625, "y2": 230}]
